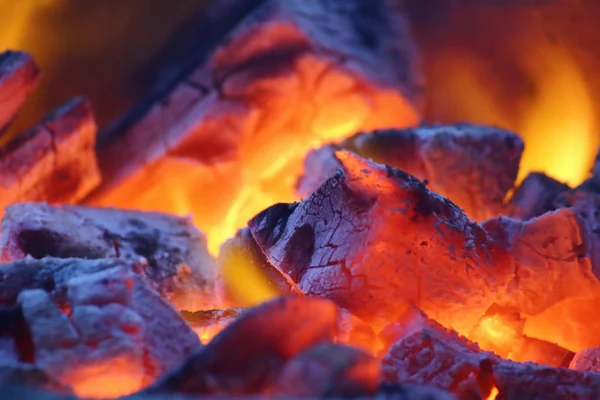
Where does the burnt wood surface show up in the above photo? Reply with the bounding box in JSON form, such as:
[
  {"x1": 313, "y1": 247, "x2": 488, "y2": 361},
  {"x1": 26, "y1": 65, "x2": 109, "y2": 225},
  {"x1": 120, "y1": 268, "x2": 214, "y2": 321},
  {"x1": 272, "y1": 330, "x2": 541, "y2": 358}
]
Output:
[
  {"x1": 143, "y1": 296, "x2": 337, "y2": 396},
  {"x1": 0, "y1": 257, "x2": 200, "y2": 394},
  {"x1": 297, "y1": 124, "x2": 524, "y2": 221},
  {"x1": 0, "y1": 98, "x2": 100, "y2": 212},
  {"x1": 383, "y1": 325, "x2": 600, "y2": 399},
  {"x1": 249, "y1": 151, "x2": 600, "y2": 334},
  {"x1": 88, "y1": 0, "x2": 421, "y2": 245},
  {"x1": 0, "y1": 202, "x2": 217, "y2": 310},
  {"x1": 0, "y1": 51, "x2": 40, "y2": 135}
]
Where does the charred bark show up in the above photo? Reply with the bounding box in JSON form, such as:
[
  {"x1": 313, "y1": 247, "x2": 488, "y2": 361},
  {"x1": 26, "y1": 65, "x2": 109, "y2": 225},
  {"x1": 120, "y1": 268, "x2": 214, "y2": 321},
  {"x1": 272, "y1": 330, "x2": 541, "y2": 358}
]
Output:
[
  {"x1": 297, "y1": 124, "x2": 524, "y2": 221},
  {"x1": 0, "y1": 51, "x2": 40, "y2": 134},
  {"x1": 0, "y1": 202, "x2": 217, "y2": 310},
  {"x1": 0, "y1": 98, "x2": 100, "y2": 211}
]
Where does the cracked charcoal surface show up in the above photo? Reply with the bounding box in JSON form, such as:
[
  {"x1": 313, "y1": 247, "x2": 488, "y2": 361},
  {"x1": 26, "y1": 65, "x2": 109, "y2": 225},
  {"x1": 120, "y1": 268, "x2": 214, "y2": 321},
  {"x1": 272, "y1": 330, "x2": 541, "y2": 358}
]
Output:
[
  {"x1": 0, "y1": 202, "x2": 217, "y2": 310},
  {"x1": 383, "y1": 325, "x2": 600, "y2": 399},
  {"x1": 2, "y1": 258, "x2": 199, "y2": 393},
  {"x1": 0, "y1": 98, "x2": 100, "y2": 212},
  {"x1": 251, "y1": 151, "x2": 600, "y2": 335},
  {"x1": 297, "y1": 124, "x2": 524, "y2": 221}
]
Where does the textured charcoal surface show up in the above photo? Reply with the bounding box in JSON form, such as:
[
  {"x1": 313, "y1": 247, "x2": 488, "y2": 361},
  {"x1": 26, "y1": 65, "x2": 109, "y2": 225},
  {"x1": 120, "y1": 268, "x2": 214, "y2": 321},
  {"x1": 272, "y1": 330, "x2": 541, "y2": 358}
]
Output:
[
  {"x1": 0, "y1": 51, "x2": 40, "y2": 134},
  {"x1": 382, "y1": 325, "x2": 600, "y2": 400},
  {"x1": 297, "y1": 124, "x2": 524, "y2": 221},
  {"x1": 143, "y1": 296, "x2": 337, "y2": 396},
  {"x1": 249, "y1": 151, "x2": 600, "y2": 334},
  {"x1": 0, "y1": 98, "x2": 101, "y2": 212},
  {"x1": 0, "y1": 257, "x2": 200, "y2": 394},
  {"x1": 0, "y1": 202, "x2": 217, "y2": 310}
]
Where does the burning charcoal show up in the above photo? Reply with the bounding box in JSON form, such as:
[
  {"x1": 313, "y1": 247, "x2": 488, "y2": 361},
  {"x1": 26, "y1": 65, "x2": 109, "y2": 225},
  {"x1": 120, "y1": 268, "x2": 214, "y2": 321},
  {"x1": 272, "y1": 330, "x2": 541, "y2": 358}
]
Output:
[
  {"x1": 382, "y1": 325, "x2": 600, "y2": 399},
  {"x1": 217, "y1": 227, "x2": 296, "y2": 307},
  {"x1": 336, "y1": 308, "x2": 378, "y2": 355},
  {"x1": 377, "y1": 306, "x2": 445, "y2": 356},
  {"x1": 0, "y1": 51, "x2": 40, "y2": 134},
  {"x1": 0, "y1": 98, "x2": 100, "y2": 211},
  {"x1": 0, "y1": 202, "x2": 217, "y2": 310},
  {"x1": 375, "y1": 383, "x2": 455, "y2": 400},
  {"x1": 249, "y1": 150, "x2": 515, "y2": 333},
  {"x1": 507, "y1": 172, "x2": 571, "y2": 220},
  {"x1": 297, "y1": 124, "x2": 524, "y2": 220},
  {"x1": 570, "y1": 347, "x2": 600, "y2": 372},
  {"x1": 10, "y1": 259, "x2": 200, "y2": 398},
  {"x1": 269, "y1": 343, "x2": 380, "y2": 398},
  {"x1": 143, "y1": 296, "x2": 337, "y2": 395},
  {"x1": 91, "y1": 0, "x2": 421, "y2": 253},
  {"x1": 483, "y1": 208, "x2": 598, "y2": 316},
  {"x1": 180, "y1": 308, "x2": 246, "y2": 344}
]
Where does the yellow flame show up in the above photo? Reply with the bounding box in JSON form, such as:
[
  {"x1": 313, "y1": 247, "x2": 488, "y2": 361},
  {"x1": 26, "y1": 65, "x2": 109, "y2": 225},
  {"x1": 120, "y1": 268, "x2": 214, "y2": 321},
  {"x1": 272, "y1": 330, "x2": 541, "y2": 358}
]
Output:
[
  {"x1": 486, "y1": 386, "x2": 499, "y2": 400},
  {"x1": 221, "y1": 246, "x2": 280, "y2": 306},
  {"x1": 517, "y1": 46, "x2": 597, "y2": 187}
]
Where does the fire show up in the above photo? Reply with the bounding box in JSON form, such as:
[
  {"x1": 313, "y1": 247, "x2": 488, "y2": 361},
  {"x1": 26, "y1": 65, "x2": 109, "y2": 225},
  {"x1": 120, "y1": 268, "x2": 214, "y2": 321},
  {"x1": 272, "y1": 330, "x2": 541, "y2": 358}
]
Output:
[
  {"x1": 486, "y1": 385, "x2": 499, "y2": 400},
  {"x1": 517, "y1": 46, "x2": 597, "y2": 186}
]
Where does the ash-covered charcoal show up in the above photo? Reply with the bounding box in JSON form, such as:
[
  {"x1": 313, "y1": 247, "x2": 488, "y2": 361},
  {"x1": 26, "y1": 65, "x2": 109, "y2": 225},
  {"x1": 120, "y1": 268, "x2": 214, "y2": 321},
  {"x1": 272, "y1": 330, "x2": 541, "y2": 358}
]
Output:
[
  {"x1": 180, "y1": 308, "x2": 246, "y2": 344},
  {"x1": 507, "y1": 172, "x2": 571, "y2": 220},
  {"x1": 483, "y1": 208, "x2": 599, "y2": 316},
  {"x1": 571, "y1": 347, "x2": 600, "y2": 372},
  {"x1": 92, "y1": 0, "x2": 421, "y2": 250},
  {"x1": 0, "y1": 202, "x2": 217, "y2": 310},
  {"x1": 382, "y1": 325, "x2": 600, "y2": 399},
  {"x1": 217, "y1": 228, "x2": 296, "y2": 306},
  {"x1": 11, "y1": 259, "x2": 200, "y2": 398},
  {"x1": 143, "y1": 296, "x2": 337, "y2": 396},
  {"x1": 0, "y1": 51, "x2": 40, "y2": 134},
  {"x1": 576, "y1": 148, "x2": 600, "y2": 194},
  {"x1": 250, "y1": 150, "x2": 515, "y2": 333},
  {"x1": 377, "y1": 306, "x2": 445, "y2": 356},
  {"x1": 0, "y1": 98, "x2": 101, "y2": 211},
  {"x1": 296, "y1": 124, "x2": 524, "y2": 220},
  {"x1": 269, "y1": 343, "x2": 380, "y2": 398}
]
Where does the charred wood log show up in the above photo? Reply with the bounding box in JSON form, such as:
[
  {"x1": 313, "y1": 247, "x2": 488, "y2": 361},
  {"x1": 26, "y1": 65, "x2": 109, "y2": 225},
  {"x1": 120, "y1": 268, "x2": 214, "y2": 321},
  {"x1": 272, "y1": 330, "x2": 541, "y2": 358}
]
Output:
[
  {"x1": 90, "y1": 0, "x2": 421, "y2": 249},
  {"x1": 250, "y1": 151, "x2": 600, "y2": 335},
  {"x1": 0, "y1": 98, "x2": 100, "y2": 211},
  {"x1": 269, "y1": 343, "x2": 379, "y2": 398},
  {"x1": 0, "y1": 257, "x2": 199, "y2": 397},
  {"x1": 382, "y1": 325, "x2": 600, "y2": 400},
  {"x1": 297, "y1": 124, "x2": 524, "y2": 221},
  {"x1": 0, "y1": 202, "x2": 217, "y2": 310},
  {"x1": 0, "y1": 51, "x2": 40, "y2": 134},
  {"x1": 143, "y1": 296, "x2": 337, "y2": 396}
]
